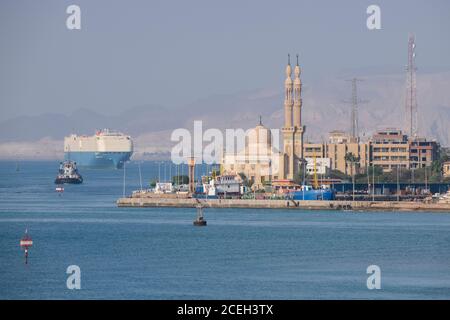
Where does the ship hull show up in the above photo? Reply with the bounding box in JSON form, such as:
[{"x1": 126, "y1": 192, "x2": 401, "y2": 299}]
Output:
[
  {"x1": 54, "y1": 177, "x2": 83, "y2": 184},
  {"x1": 64, "y1": 151, "x2": 132, "y2": 169},
  {"x1": 290, "y1": 189, "x2": 335, "y2": 201}
]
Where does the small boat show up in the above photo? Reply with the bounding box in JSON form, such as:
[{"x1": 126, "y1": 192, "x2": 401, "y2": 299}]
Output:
[
  {"x1": 54, "y1": 161, "x2": 83, "y2": 184},
  {"x1": 55, "y1": 186, "x2": 65, "y2": 193},
  {"x1": 193, "y1": 205, "x2": 207, "y2": 226}
]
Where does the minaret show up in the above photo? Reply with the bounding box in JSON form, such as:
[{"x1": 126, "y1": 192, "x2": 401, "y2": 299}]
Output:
[
  {"x1": 293, "y1": 54, "x2": 305, "y2": 161},
  {"x1": 284, "y1": 54, "x2": 293, "y2": 128},
  {"x1": 293, "y1": 54, "x2": 302, "y2": 128},
  {"x1": 282, "y1": 54, "x2": 295, "y2": 179},
  {"x1": 281, "y1": 54, "x2": 305, "y2": 180}
]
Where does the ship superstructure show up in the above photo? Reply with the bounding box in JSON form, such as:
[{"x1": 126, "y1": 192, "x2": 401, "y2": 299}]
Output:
[{"x1": 64, "y1": 129, "x2": 133, "y2": 169}]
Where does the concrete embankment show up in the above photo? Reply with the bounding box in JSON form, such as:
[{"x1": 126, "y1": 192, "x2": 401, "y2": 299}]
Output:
[{"x1": 117, "y1": 197, "x2": 450, "y2": 212}]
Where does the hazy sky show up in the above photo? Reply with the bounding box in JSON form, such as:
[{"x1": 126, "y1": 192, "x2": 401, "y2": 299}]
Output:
[{"x1": 1, "y1": 0, "x2": 450, "y2": 120}]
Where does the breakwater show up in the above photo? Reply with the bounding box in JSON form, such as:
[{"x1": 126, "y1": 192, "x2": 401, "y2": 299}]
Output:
[{"x1": 117, "y1": 197, "x2": 450, "y2": 212}]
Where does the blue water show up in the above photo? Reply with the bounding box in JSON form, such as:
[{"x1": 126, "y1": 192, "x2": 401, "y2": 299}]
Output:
[{"x1": 0, "y1": 161, "x2": 450, "y2": 299}]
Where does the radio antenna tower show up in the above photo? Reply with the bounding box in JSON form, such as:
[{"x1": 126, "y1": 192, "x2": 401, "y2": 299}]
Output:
[
  {"x1": 344, "y1": 78, "x2": 366, "y2": 141},
  {"x1": 405, "y1": 33, "x2": 418, "y2": 138}
]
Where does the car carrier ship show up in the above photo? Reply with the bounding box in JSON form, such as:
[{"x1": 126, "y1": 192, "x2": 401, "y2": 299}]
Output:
[{"x1": 64, "y1": 129, "x2": 133, "y2": 169}]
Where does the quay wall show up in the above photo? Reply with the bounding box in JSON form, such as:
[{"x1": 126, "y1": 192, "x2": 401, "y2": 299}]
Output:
[{"x1": 117, "y1": 197, "x2": 450, "y2": 212}]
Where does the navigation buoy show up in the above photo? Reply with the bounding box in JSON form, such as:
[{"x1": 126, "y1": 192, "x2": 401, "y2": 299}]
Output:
[
  {"x1": 20, "y1": 229, "x2": 33, "y2": 264},
  {"x1": 193, "y1": 205, "x2": 207, "y2": 226}
]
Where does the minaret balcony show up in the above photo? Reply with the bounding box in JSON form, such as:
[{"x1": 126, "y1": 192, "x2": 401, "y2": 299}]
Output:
[{"x1": 282, "y1": 127, "x2": 295, "y2": 133}]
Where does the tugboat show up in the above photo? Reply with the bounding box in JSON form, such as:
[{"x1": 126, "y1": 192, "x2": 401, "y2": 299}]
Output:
[
  {"x1": 54, "y1": 161, "x2": 83, "y2": 184},
  {"x1": 193, "y1": 205, "x2": 207, "y2": 226}
]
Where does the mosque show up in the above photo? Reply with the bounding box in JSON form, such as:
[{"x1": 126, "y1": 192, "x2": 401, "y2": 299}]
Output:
[{"x1": 221, "y1": 54, "x2": 305, "y2": 189}]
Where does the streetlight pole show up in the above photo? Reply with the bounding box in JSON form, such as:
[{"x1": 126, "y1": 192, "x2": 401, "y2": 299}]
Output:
[
  {"x1": 367, "y1": 163, "x2": 370, "y2": 200},
  {"x1": 123, "y1": 161, "x2": 126, "y2": 198},
  {"x1": 372, "y1": 165, "x2": 375, "y2": 201},
  {"x1": 352, "y1": 160, "x2": 355, "y2": 202}
]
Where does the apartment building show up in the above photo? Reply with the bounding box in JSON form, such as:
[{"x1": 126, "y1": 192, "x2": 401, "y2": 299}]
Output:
[
  {"x1": 303, "y1": 131, "x2": 370, "y2": 175},
  {"x1": 409, "y1": 138, "x2": 439, "y2": 169},
  {"x1": 371, "y1": 129, "x2": 410, "y2": 171}
]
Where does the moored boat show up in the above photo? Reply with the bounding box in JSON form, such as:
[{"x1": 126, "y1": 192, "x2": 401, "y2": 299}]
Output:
[{"x1": 289, "y1": 185, "x2": 335, "y2": 201}]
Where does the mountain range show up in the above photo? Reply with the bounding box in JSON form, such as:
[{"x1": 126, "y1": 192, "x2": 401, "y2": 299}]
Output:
[{"x1": 1, "y1": 70, "x2": 449, "y2": 160}]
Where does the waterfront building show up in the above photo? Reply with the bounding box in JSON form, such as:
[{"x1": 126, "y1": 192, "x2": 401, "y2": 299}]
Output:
[
  {"x1": 370, "y1": 129, "x2": 439, "y2": 172},
  {"x1": 328, "y1": 130, "x2": 358, "y2": 144},
  {"x1": 301, "y1": 130, "x2": 439, "y2": 176},
  {"x1": 303, "y1": 131, "x2": 370, "y2": 175},
  {"x1": 221, "y1": 119, "x2": 283, "y2": 190},
  {"x1": 304, "y1": 157, "x2": 330, "y2": 175},
  {"x1": 303, "y1": 143, "x2": 325, "y2": 159},
  {"x1": 370, "y1": 129, "x2": 410, "y2": 171},
  {"x1": 326, "y1": 139, "x2": 370, "y2": 175},
  {"x1": 409, "y1": 138, "x2": 439, "y2": 169}
]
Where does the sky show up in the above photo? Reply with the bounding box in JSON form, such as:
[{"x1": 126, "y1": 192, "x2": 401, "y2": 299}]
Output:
[{"x1": 1, "y1": 0, "x2": 450, "y2": 121}]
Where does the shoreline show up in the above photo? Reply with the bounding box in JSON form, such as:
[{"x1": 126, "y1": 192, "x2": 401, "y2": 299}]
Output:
[{"x1": 117, "y1": 197, "x2": 450, "y2": 212}]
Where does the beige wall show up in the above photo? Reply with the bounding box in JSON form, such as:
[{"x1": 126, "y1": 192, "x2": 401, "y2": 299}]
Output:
[
  {"x1": 304, "y1": 142, "x2": 370, "y2": 175},
  {"x1": 443, "y1": 162, "x2": 450, "y2": 178},
  {"x1": 371, "y1": 141, "x2": 409, "y2": 171}
]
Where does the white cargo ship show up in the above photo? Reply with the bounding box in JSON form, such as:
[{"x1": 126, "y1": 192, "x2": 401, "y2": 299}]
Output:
[{"x1": 64, "y1": 129, "x2": 133, "y2": 169}]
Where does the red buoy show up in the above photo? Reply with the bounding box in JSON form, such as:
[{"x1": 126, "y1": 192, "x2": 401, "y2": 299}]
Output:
[
  {"x1": 20, "y1": 229, "x2": 33, "y2": 264},
  {"x1": 56, "y1": 185, "x2": 64, "y2": 194}
]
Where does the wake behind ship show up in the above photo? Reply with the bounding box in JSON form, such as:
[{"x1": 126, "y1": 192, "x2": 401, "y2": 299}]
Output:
[{"x1": 64, "y1": 129, "x2": 133, "y2": 169}]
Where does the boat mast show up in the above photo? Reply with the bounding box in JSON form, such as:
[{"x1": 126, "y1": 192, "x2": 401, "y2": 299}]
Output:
[
  {"x1": 313, "y1": 150, "x2": 319, "y2": 189},
  {"x1": 123, "y1": 161, "x2": 126, "y2": 197}
]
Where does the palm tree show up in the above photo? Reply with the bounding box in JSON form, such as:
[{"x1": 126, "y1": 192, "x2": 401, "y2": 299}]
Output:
[{"x1": 345, "y1": 152, "x2": 360, "y2": 201}]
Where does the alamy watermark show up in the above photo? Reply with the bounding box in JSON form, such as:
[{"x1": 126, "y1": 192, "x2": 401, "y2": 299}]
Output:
[
  {"x1": 66, "y1": 5, "x2": 81, "y2": 30},
  {"x1": 66, "y1": 265, "x2": 81, "y2": 290},
  {"x1": 170, "y1": 121, "x2": 281, "y2": 175},
  {"x1": 366, "y1": 265, "x2": 381, "y2": 290},
  {"x1": 366, "y1": 5, "x2": 381, "y2": 30}
]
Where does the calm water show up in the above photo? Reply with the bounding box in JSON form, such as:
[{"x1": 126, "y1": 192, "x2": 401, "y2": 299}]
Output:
[{"x1": 0, "y1": 161, "x2": 449, "y2": 299}]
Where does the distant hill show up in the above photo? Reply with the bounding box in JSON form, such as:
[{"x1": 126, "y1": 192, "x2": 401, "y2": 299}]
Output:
[
  {"x1": 1, "y1": 70, "x2": 449, "y2": 159},
  {"x1": 0, "y1": 105, "x2": 182, "y2": 142}
]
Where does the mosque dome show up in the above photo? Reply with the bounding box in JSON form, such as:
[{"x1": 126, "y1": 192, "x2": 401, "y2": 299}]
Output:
[{"x1": 247, "y1": 119, "x2": 272, "y2": 153}]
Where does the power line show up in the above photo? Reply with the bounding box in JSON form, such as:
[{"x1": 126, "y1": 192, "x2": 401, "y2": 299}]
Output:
[
  {"x1": 405, "y1": 33, "x2": 418, "y2": 138},
  {"x1": 343, "y1": 78, "x2": 368, "y2": 141}
]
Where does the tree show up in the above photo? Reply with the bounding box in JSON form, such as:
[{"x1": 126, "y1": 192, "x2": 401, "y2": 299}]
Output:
[
  {"x1": 344, "y1": 152, "x2": 360, "y2": 177},
  {"x1": 238, "y1": 172, "x2": 253, "y2": 188},
  {"x1": 345, "y1": 152, "x2": 360, "y2": 201},
  {"x1": 293, "y1": 161, "x2": 307, "y2": 185},
  {"x1": 329, "y1": 169, "x2": 351, "y2": 182}
]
